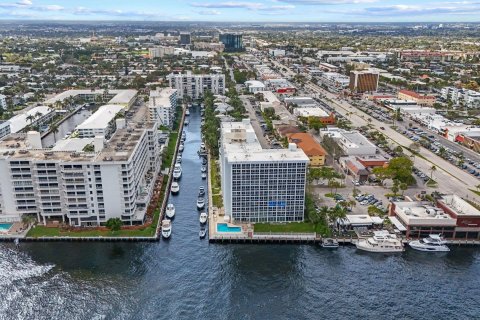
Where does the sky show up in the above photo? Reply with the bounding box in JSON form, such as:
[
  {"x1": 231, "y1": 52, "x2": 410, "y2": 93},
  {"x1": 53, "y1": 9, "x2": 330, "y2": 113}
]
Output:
[{"x1": 0, "y1": 0, "x2": 479, "y2": 22}]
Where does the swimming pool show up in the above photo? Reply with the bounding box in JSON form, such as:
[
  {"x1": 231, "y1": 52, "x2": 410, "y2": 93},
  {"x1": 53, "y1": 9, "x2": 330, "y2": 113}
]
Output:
[
  {"x1": 217, "y1": 223, "x2": 242, "y2": 233},
  {"x1": 0, "y1": 223, "x2": 13, "y2": 232}
]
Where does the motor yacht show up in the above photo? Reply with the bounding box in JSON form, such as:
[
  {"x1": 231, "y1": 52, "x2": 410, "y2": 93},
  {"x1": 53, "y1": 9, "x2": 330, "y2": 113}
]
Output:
[
  {"x1": 166, "y1": 204, "x2": 175, "y2": 219},
  {"x1": 321, "y1": 238, "x2": 339, "y2": 249},
  {"x1": 185, "y1": 109, "x2": 190, "y2": 116},
  {"x1": 184, "y1": 120, "x2": 189, "y2": 126},
  {"x1": 161, "y1": 219, "x2": 172, "y2": 239},
  {"x1": 356, "y1": 231, "x2": 404, "y2": 253},
  {"x1": 199, "y1": 227, "x2": 207, "y2": 239},
  {"x1": 181, "y1": 131, "x2": 186, "y2": 142},
  {"x1": 179, "y1": 143, "x2": 184, "y2": 152},
  {"x1": 198, "y1": 186, "x2": 205, "y2": 197},
  {"x1": 201, "y1": 172, "x2": 207, "y2": 179},
  {"x1": 201, "y1": 165, "x2": 207, "y2": 173},
  {"x1": 409, "y1": 234, "x2": 450, "y2": 252},
  {"x1": 173, "y1": 164, "x2": 182, "y2": 179},
  {"x1": 171, "y1": 182, "x2": 180, "y2": 194},
  {"x1": 199, "y1": 212, "x2": 208, "y2": 224},
  {"x1": 196, "y1": 197, "x2": 205, "y2": 210}
]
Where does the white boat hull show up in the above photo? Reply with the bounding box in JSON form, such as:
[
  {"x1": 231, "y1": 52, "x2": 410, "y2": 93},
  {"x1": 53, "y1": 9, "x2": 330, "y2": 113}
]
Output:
[
  {"x1": 356, "y1": 241, "x2": 404, "y2": 253},
  {"x1": 162, "y1": 230, "x2": 171, "y2": 239},
  {"x1": 409, "y1": 242, "x2": 450, "y2": 252},
  {"x1": 173, "y1": 172, "x2": 182, "y2": 179},
  {"x1": 197, "y1": 204, "x2": 205, "y2": 210},
  {"x1": 166, "y1": 209, "x2": 175, "y2": 219}
]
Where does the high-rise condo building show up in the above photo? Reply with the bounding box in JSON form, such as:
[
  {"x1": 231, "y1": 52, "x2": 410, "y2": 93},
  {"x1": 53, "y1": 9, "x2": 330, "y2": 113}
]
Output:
[
  {"x1": 168, "y1": 71, "x2": 225, "y2": 99},
  {"x1": 219, "y1": 33, "x2": 244, "y2": 52},
  {"x1": 148, "y1": 88, "x2": 178, "y2": 128}
]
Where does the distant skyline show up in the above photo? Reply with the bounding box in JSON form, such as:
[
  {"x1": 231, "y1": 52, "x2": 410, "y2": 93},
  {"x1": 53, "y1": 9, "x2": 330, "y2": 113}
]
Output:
[{"x1": 0, "y1": 0, "x2": 479, "y2": 22}]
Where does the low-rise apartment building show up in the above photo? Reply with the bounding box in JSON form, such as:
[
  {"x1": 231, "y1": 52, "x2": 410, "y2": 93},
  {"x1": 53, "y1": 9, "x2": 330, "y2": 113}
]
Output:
[
  {"x1": 398, "y1": 90, "x2": 436, "y2": 107},
  {"x1": 287, "y1": 133, "x2": 327, "y2": 167},
  {"x1": 76, "y1": 105, "x2": 124, "y2": 139}
]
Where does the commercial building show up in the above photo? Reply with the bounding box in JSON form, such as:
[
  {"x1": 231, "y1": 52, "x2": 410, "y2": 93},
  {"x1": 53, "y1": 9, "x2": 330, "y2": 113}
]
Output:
[
  {"x1": 219, "y1": 33, "x2": 244, "y2": 52},
  {"x1": 319, "y1": 72, "x2": 350, "y2": 91},
  {"x1": 0, "y1": 94, "x2": 6, "y2": 110},
  {"x1": 0, "y1": 120, "x2": 10, "y2": 139},
  {"x1": 287, "y1": 133, "x2": 327, "y2": 167},
  {"x1": 349, "y1": 70, "x2": 379, "y2": 93},
  {"x1": 76, "y1": 105, "x2": 124, "y2": 139},
  {"x1": 0, "y1": 104, "x2": 162, "y2": 226},
  {"x1": 398, "y1": 90, "x2": 436, "y2": 107},
  {"x1": 193, "y1": 42, "x2": 225, "y2": 52},
  {"x1": 244, "y1": 80, "x2": 266, "y2": 93},
  {"x1": 337, "y1": 130, "x2": 377, "y2": 156},
  {"x1": 168, "y1": 71, "x2": 225, "y2": 99},
  {"x1": 268, "y1": 49, "x2": 286, "y2": 57},
  {"x1": 390, "y1": 195, "x2": 480, "y2": 240},
  {"x1": 179, "y1": 32, "x2": 191, "y2": 45},
  {"x1": 8, "y1": 106, "x2": 55, "y2": 134},
  {"x1": 292, "y1": 107, "x2": 335, "y2": 125},
  {"x1": 149, "y1": 46, "x2": 175, "y2": 58},
  {"x1": 148, "y1": 88, "x2": 178, "y2": 128},
  {"x1": 45, "y1": 89, "x2": 138, "y2": 109},
  {"x1": 220, "y1": 119, "x2": 309, "y2": 223}
]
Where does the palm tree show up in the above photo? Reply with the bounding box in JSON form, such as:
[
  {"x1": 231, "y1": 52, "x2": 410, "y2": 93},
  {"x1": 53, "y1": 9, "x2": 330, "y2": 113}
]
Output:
[
  {"x1": 429, "y1": 165, "x2": 437, "y2": 180},
  {"x1": 26, "y1": 114, "x2": 35, "y2": 127},
  {"x1": 51, "y1": 124, "x2": 59, "y2": 142}
]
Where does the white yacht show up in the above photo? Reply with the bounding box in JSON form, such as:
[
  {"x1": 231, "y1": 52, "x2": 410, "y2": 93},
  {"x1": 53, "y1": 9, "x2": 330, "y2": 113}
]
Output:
[
  {"x1": 199, "y1": 212, "x2": 208, "y2": 224},
  {"x1": 161, "y1": 219, "x2": 172, "y2": 239},
  {"x1": 196, "y1": 197, "x2": 205, "y2": 210},
  {"x1": 173, "y1": 164, "x2": 182, "y2": 179},
  {"x1": 201, "y1": 172, "x2": 207, "y2": 179},
  {"x1": 166, "y1": 204, "x2": 175, "y2": 219},
  {"x1": 199, "y1": 227, "x2": 207, "y2": 239},
  {"x1": 184, "y1": 119, "x2": 189, "y2": 126},
  {"x1": 356, "y1": 231, "x2": 404, "y2": 253},
  {"x1": 181, "y1": 131, "x2": 186, "y2": 142},
  {"x1": 179, "y1": 143, "x2": 184, "y2": 152},
  {"x1": 185, "y1": 109, "x2": 190, "y2": 116},
  {"x1": 409, "y1": 234, "x2": 450, "y2": 252},
  {"x1": 198, "y1": 186, "x2": 205, "y2": 197},
  {"x1": 201, "y1": 165, "x2": 207, "y2": 173},
  {"x1": 176, "y1": 155, "x2": 182, "y2": 163},
  {"x1": 171, "y1": 182, "x2": 180, "y2": 194}
]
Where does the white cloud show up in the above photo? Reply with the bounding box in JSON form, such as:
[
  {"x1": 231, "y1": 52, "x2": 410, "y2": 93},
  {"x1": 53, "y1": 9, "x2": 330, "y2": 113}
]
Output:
[{"x1": 197, "y1": 9, "x2": 222, "y2": 15}]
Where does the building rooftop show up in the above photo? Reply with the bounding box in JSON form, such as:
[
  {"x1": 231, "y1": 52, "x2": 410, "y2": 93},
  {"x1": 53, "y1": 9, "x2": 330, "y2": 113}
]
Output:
[
  {"x1": 221, "y1": 119, "x2": 309, "y2": 163},
  {"x1": 399, "y1": 89, "x2": 435, "y2": 100},
  {"x1": 51, "y1": 138, "x2": 94, "y2": 152},
  {"x1": 288, "y1": 133, "x2": 327, "y2": 157},
  {"x1": 339, "y1": 130, "x2": 376, "y2": 149},
  {"x1": 8, "y1": 106, "x2": 53, "y2": 133},
  {"x1": 293, "y1": 107, "x2": 329, "y2": 118},
  {"x1": 438, "y1": 194, "x2": 480, "y2": 217},
  {"x1": 393, "y1": 201, "x2": 457, "y2": 226},
  {"x1": 44, "y1": 89, "x2": 138, "y2": 106},
  {"x1": 76, "y1": 105, "x2": 124, "y2": 130}
]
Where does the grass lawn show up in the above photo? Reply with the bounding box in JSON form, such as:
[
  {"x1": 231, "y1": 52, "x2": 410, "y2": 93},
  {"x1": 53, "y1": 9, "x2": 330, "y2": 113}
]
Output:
[
  {"x1": 162, "y1": 131, "x2": 178, "y2": 170},
  {"x1": 254, "y1": 222, "x2": 330, "y2": 235},
  {"x1": 27, "y1": 209, "x2": 161, "y2": 238},
  {"x1": 210, "y1": 157, "x2": 223, "y2": 208}
]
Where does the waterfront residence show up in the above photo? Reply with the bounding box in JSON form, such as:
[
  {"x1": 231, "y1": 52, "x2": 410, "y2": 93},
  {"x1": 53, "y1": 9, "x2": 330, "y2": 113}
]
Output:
[
  {"x1": 0, "y1": 103, "x2": 162, "y2": 227},
  {"x1": 219, "y1": 119, "x2": 309, "y2": 223},
  {"x1": 45, "y1": 89, "x2": 138, "y2": 108},
  {"x1": 167, "y1": 71, "x2": 225, "y2": 99},
  {"x1": 148, "y1": 88, "x2": 178, "y2": 128}
]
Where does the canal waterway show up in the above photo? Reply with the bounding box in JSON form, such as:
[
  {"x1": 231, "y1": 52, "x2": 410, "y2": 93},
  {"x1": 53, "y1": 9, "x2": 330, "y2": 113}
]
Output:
[
  {"x1": 1, "y1": 106, "x2": 480, "y2": 320},
  {"x1": 41, "y1": 106, "x2": 93, "y2": 148}
]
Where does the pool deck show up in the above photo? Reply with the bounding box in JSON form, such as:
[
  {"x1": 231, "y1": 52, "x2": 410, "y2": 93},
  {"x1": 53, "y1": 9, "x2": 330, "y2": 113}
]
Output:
[{"x1": 0, "y1": 222, "x2": 32, "y2": 240}]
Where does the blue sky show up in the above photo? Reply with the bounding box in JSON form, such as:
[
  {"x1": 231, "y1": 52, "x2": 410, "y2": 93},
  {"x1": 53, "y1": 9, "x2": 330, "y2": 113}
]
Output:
[{"x1": 0, "y1": 0, "x2": 479, "y2": 22}]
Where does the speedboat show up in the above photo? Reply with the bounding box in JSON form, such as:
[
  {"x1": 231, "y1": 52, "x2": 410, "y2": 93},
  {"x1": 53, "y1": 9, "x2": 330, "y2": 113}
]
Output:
[
  {"x1": 179, "y1": 143, "x2": 184, "y2": 152},
  {"x1": 171, "y1": 182, "x2": 180, "y2": 194},
  {"x1": 199, "y1": 212, "x2": 208, "y2": 224},
  {"x1": 356, "y1": 231, "x2": 404, "y2": 253},
  {"x1": 173, "y1": 164, "x2": 182, "y2": 179},
  {"x1": 181, "y1": 131, "x2": 186, "y2": 142},
  {"x1": 201, "y1": 172, "x2": 207, "y2": 179},
  {"x1": 198, "y1": 186, "x2": 205, "y2": 197},
  {"x1": 201, "y1": 165, "x2": 207, "y2": 173},
  {"x1": 161, "y1": 219, "x2": 172, "y2": 239},
  {"x1": 185, "y1": 109, "x2": 190, "y2": 116},
  {"x1": 197, "y1": 197, "x2": 205, "y2": 210},
  {"x1": 199, "y1": 227, "x2": 207, "y2": 239},
  {"x1": 409, "y1": 234, "x2": 450, "y2": 252},
  {"x1": 184, "y1": 120, "x2": 189, "y2": 126},
  {"x1": 176, "y1": 155, "x2": 182, "y2": 163},
  {"x1": 321, "y1": 238, "x2": 339, "y2": 249},
  {"x1": 166, "y1": 203, "x2": 175, "y2": 219}
]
